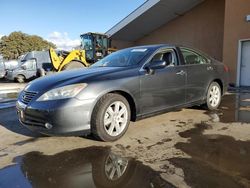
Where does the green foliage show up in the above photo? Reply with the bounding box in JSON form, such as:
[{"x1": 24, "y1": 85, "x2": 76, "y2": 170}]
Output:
[{"x1": 0, "y1": 31, "x2": 56, "y2": 60}]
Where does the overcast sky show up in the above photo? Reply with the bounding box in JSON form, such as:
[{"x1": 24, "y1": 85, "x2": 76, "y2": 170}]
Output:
[{"x1": 0, "y1": 0, "x2": 145, "y2": 50}]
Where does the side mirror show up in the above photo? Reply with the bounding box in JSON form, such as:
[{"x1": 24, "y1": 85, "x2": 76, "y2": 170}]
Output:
[
  {"x1": 21, "y1": 64, "x2": 27, "y2": 70},
  {"x1": 147, "y1": 60, "x2": 167, "y2": 70}
]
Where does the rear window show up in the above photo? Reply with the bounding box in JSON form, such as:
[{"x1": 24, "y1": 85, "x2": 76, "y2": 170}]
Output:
[{"x1": 181, "y1": 49, "x2": 209, "y2": 65}]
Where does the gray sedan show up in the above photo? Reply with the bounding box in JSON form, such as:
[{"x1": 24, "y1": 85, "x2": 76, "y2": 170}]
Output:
[{"x1": 16, "y1": 45, "x2": 229, "y2": 141}]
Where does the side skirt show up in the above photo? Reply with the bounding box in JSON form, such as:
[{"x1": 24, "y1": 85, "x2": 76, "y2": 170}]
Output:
[{"x1": 135, "y1": 99, "x2": 206, "y2": 121}]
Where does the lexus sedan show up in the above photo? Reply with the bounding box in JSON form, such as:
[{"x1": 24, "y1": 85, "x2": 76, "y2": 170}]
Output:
[{"x1": 16, "y1": 45, "x2": 229, "y2": 141}]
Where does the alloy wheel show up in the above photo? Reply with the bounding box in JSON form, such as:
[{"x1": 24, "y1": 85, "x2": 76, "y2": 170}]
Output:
[
  {"x1": 209, "y1": 85, "x2": 221, "y2": 107},
  {"x1": 103, "y1": 101, "x2": 128, "y2": 137}
]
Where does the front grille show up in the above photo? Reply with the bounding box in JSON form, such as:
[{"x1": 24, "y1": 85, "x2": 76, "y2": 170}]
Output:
[{"x1": 21, "y1": 91, "x2": 37, "y2": 104}]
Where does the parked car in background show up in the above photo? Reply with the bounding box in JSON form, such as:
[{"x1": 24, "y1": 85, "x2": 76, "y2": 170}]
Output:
[
  {"x1": 0, "y1": 58, "x2": 19, "y2": 79},
  {"x1": 6, "y1": 51, "x2": 52, "y2": 83},
  {"x1": 0, "y1": 59, "x2": 5, "y2": 79},
  {"x1": 16, "y1": 44, "x2": 229, "y2": 141},
  {"x1": 4, "y1": 60, "x2": 19, "y2": 70}
]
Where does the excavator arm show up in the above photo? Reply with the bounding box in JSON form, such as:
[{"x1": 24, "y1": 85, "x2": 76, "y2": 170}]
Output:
[{"x1": 49, "y1": 48, "x2": 61, "y2": 71}]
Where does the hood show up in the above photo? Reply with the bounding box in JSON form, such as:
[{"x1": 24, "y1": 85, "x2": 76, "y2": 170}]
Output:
[{"x1": 25, "y1": 67, "x2": 126, "y2": 92}]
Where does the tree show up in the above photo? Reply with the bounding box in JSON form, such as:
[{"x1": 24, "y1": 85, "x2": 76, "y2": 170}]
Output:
[{"x1": 0, "y1": 31, "x2": 56, "y2": 60}]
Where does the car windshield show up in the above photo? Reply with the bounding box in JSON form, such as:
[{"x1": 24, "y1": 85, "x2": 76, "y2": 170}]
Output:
[{"x1": 91, "y1": 48, "x2": 149, "y2": 67}]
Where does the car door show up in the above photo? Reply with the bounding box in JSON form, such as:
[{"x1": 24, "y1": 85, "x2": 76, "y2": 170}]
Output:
[
  {"x1": 180, "y1": 48, "x2": 213, "y2": 103},
  {"x1": 139, "y1": 48, "x2": 186, "y2": 115},
  {"x1": 0, "y1": 61, "x2": 6, "y2": 78},
  {"x1": 24, "y1": 59, "x2": 37, "y2": 79}
]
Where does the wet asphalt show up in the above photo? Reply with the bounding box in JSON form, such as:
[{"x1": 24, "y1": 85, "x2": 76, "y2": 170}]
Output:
[{"x1": 0, "y1": 93, "x2": 250, "y2": 188}]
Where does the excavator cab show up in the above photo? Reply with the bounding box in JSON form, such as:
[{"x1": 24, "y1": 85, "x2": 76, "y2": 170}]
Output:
[
  {"x1": 80, "y1": 32, "x2": 112, "y2": 63},
  {"x1": 49, "y1": 32, "x2": 115, "y2": 72}
]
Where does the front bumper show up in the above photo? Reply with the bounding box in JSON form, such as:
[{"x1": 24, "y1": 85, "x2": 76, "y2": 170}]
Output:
[
  {"x1": 16, "y1": 98, "x2": 95, "y2": 136},
  {"x1": 0, "y1": 73, "x2": 5, "y2": 78}
]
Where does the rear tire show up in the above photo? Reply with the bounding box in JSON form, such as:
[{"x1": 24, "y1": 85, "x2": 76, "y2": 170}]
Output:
[
  {"x1": 205, "y1": 82, "x2": 222, "y2": 110},
  {"x1": 91, "y1": 93, "x2": 131, "y2": 142},
  {"x1": 62, "y1": 60, "x2": 86, "y2": 70},
  {"x1": 37, "y1": 68, "x2": 46, "y2": 77},
  {"x1": 16, "y1": 75, "x2": 25, "y2": 83}
]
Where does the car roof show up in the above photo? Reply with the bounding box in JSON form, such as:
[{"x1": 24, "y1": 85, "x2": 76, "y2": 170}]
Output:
[
  {"x1": 126, "y1": 44, "x2": 177, "y2": 51},
  {"x1": 129, "y1": 44, "x2": 210, "y2": 56}
]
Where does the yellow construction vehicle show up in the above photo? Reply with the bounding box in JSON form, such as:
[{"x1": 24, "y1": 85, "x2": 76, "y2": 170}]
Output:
[{"x1": 49, "y1": 32, "x2": 116, "y2": 71}]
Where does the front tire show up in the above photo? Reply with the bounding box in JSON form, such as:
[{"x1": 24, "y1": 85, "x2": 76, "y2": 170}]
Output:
[
  {"x1": 91, "y1": 94, "x2": 131, "y2": 142},
  {"x1": 205, "y1": 82, "x2": 222, "y2": 110},
  {"x1": 37, "y1": 68, "x2": 46, "y2": 77},
  {"x1": 62, "y1": 60, "x2": 86, "y2": 70},
  {"x1": 16, "y1": 75, "x2": 25, "y2": 83}
]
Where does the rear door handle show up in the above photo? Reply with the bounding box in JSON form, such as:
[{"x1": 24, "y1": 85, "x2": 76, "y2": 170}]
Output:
[{"x1": 176, "y1": 70, "x2": 186, "y2": 76}]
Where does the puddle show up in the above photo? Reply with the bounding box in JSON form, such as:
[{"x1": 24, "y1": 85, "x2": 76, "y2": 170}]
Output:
[
  {"x1": 206, "y1": 93, "x2": 250, "y2": 123},
  {"x1": 169, "y1": 123, "x2": 250, "y2": 188},
  {"x1": 0, "y1": 146, "x2": 175, "y2": 188}
]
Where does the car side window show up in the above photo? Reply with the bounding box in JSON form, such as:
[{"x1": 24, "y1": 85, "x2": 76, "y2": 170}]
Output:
[
  {"x1": 151, "y1": 50, "x2": 176, "y2": 66},
  {"x1": 181, "y1": 49, "x2": 208, "y2": 65}
]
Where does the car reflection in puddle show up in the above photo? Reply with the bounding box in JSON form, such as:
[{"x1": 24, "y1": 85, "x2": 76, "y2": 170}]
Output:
[
  {"x1": 0, "y1": 147, "x2": 175, "y2": 188},
  {"x1": 206, "y1": 93, "x2": 250, "y2": 123}
]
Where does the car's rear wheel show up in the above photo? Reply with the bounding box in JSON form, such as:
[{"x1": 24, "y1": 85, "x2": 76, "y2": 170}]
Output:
[
  {"x1": 91, "y1": 93, "x2": 131, "y2": 142},
  {"x1": 205, "y1": 82, "x2": 222, "y2": 110},
  {"x1": 37, "y1": 68, "x2": 46, "y2": 77}
]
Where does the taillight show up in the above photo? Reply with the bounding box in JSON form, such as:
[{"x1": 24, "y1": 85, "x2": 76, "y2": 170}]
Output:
[{"x1": 223, "y1": 65, "x2": 229, "y2": 72}]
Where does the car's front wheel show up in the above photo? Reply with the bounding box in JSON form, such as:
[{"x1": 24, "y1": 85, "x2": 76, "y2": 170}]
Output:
[
  {"x1": 91, "y1": 93, "x2": 131, "y2": 142},
  {"x1": 16, "y1": 75, "x2": 25, "y2": 83},
  {"x1": 205, "y1": 82, "x2": 222, "y2": 110}
]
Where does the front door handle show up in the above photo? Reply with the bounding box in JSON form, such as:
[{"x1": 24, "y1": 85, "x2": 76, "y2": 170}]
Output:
[
  {"x1": 176, "y1": 70, "x2": 186, "y2": 76},
  {"x1": 207, "y1": 66, "x2": 214, "y2": 71}
]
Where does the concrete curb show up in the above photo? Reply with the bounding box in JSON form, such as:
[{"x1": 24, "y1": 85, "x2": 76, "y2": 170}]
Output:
[
  {"x1": 0, "y1": 89, "x2": 19, "y2": 105},
  {"x1": 0, "y1": 89, "x2": 21, "y2": 94}
]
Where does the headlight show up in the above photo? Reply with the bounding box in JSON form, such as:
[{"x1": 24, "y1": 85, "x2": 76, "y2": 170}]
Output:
[{"x1": 37, "y1": 83, "x2": 87, "y2": 101}]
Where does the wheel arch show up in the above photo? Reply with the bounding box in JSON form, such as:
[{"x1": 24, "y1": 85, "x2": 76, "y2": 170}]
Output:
[
  {"x1": 211, "y1": 79, "x2": 224, "y2": 94},
  {"x1": 91, "y1": 89, "x2": 137, "y2": 122},
  {"x1": 15, "y1": 74, "x2": 26, "y2": 80},
  {"x1": 108, "y1": 90, "x2": 137, "y2": 121}
]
